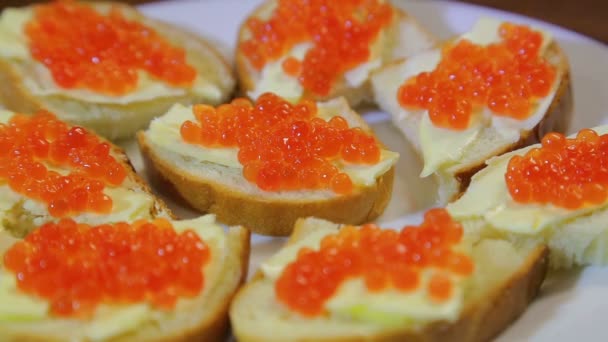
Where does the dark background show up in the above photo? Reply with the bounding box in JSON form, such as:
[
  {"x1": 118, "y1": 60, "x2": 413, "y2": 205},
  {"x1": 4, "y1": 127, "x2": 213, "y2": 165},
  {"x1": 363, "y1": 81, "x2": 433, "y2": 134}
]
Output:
[{"x1": 0, "y1": 0, "x2": 606, "y2": 44}]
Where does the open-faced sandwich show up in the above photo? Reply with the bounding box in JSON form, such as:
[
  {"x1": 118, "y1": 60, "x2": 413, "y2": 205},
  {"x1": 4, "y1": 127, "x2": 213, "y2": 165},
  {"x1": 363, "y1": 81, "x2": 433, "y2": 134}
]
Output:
[
  {"x1": 0, "y1": 109, "x2": 249, "y2": 341},
  {"x1": 0, "y1": 109, "x2": 166, "y2": 236},
  {"x1": 230, "y1": 210, "x2": 548, "y2": 341},
  {"x1": 236, "y1": 0, "x2": 436, "y2": 106},
  {"x1": 372, "y1": 18, "x2": 572, "y2": 204},
  {"x1": 138, "y1": 92, "x2": 398, "y2": 236},
  {"x1": 448, "y1": 126, "x2": 608, "y2": 269},
  {"x1": 0, "y1": 1, "x2": 235, "y2": 140}
]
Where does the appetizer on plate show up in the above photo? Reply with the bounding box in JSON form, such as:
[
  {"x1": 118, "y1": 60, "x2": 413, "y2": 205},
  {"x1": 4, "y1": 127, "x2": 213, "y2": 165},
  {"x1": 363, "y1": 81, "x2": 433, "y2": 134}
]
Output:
[
  {"x1": 0, "y1": 109, "x2": 249, "y2": 341},
  {"x1": 230, "y1": 210, "x2": 548, "y2": 341},
  {"x1": 138, "y1": 93, "x2": 398, "y2": 236},
  {"x1": 0, "y1": 1, "x2": 235, "y2": 140},
  {"x1": 236, "y1": 0, "x2": 436, "y2": 106},
  {"x1": 0, "y1": 109, "x2": 168, "y2": 237},
  {"x1": 0, "y1": 216, "x2": 249, "y2": 341},
  {"x1": 449, "y1": 126, "x2": 608, "y2": 269},
  {"x1": 372, "y1": 18, "x2": 572, "y2": 204}
]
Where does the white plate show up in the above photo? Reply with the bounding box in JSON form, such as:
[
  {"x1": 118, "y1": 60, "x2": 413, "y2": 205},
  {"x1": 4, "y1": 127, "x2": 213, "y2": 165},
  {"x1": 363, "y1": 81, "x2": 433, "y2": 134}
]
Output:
[{"x1": 131, "y1": 0, "x2": 608, "y2": 341}]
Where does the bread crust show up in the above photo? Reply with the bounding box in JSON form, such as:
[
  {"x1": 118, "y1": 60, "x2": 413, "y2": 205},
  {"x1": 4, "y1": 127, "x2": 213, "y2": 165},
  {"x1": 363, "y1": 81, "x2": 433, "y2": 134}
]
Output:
[
  {"x1": 112, "y1": 141, "x2": 175, "y2": 220},
  {"x1": 137, "y1": 132, "x2": 395, "y2": 236},
  {"x1": 231, "y1": 220, "x2": 549, "y2": 342},
  {"x1": 0, "y1": 2, "x2": 235, "y2": 140},
  {"x1": 235, "y1": 0, "x2": 434, "y2": 106}
]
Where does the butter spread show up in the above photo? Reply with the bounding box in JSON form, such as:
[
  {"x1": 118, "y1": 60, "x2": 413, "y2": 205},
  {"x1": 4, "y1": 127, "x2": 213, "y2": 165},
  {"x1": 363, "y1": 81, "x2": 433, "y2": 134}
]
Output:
[
  {"x1": 248, "y1": 43, "x2": 311, "y2": 103},
  {"x1": 419, "y1": 113, "x2": 484, "y2": 177},
  {"x1": 326, "y1": 275, "x2": 463, "y2": 324},
  {"x1": 343, "y1": 29, "x2": 388, "y2": 88}
]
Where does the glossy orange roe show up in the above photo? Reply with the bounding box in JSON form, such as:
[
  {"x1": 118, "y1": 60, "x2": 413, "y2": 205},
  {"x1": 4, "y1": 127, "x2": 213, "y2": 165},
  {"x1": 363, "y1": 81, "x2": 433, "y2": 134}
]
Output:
[
  {"x1": 282, "y1": 57, "x2": 302, "y2": 77},
  {"x1": 506, "y1": 129, "x2": 608, "y2": 210},
  {"x1": 398, "y1": 23, "x2": 557, "y2": 130},
  {"x1": 275, "y1": 208, "x2": 474, "y2": 316},
  {"x1": 241, "y1": 0, "x2": 393, "y2": 96},
  {"x1": 0, "y1": 111, "x2": 127, "y2": 217},
  {"x1": 3, "y1": 218, "x2": 209, "y2": 317},
  {"x1": 25, "y1": 1, "x2": 196, "y2": 95},
  {"x1": 180, "y1": 93, "x2": 381, "y2": 194}
]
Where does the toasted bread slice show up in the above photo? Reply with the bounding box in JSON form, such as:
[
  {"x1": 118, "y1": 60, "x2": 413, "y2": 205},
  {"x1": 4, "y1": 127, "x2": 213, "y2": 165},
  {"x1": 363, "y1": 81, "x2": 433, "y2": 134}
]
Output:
[
  {"x1": 0, "y1": 2, "x2": 235, "y2": 140},
  {"x1": 372, "y1": 19, "x2": 572, "y2": 204},
  {"x1": 138, "y1": 97, "x2": 397, "y2": 236},
  {"x1": 448, "y1": 125, "x2": 608, "y2": 269},
  {"x1": 0, "y1": 109, "x2": 172, "y2": 238},
  {"x1": 230, "y1": 217, "x2": 548, "y2": 342},
  {"x1": 0, "y1": 216, "x2": 250, "y2": 342},
  {"x1": 235, "y1": 0, "x2": 436, "y2": 106}
]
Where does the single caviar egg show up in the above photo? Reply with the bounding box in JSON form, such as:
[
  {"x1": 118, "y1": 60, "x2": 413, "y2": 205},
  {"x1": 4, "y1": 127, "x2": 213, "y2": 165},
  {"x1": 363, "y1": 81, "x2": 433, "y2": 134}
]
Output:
[
  {"x1": 25, "y1": 1, "x2": 196, "y2": 95},
  {"x1": 179, "y1": 93, "x2": 382, "y2": 195},
  {"x1": 0, "y1": 111, "x2": 127, "y2": 217},
  {"x1": 397, "y1": 23, "x2": 556, "y2": 130},
  {"x1": 241, "y1": 0, "x2": 393, "y2": 96},
  {"x1": 282, "y1": 57, "x2": 302, "y2": 77},
  {"x1": 275, "y1": 208, "x2": 474, "y2": 316},
  {"x1": 3, "y1": 218, "x2": 210, "y2": 317},
  {"x1": 506, "y1": 129, "x2": 608, "y2": 210}
]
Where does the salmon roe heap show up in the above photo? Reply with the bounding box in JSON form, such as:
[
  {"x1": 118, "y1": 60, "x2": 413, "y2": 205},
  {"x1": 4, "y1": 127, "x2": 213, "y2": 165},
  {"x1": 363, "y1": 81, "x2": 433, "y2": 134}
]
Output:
[
  {"x1": 0, "y1": 111, "x2": 127, "y2": 217},
  {"x1": 398, "y1": 23, "x2": 557, "y2": 130},
  {"x1": 506, "y1": 129, "x2": 608, "y2": 210},
  {"x1": 275, "y1": 208, "x2": 474, "y2": 316},
  {"x1": 241, "y1": 0, "x2": 393, "y2": 96},
  {"x1": 180, "y1": 93, "x2": 382, "y2": 194},
  {"x1": 3, "y1": 218, "x2": 209, "y2": 317},
  {"x1": 25, "y1": 1, "x2": 196, "y2": 95}
]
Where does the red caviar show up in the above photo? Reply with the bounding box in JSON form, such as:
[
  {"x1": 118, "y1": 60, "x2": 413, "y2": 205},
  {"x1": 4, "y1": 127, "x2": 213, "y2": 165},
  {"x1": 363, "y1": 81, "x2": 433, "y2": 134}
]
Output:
[
  {"x1": 180, "y1": 93, "x2": 382, "y2": 194},
  {"x1": 282, "y1": 57, "x2": 302, "y2": 77},
  {"x1": 506, "y1": 129, "x2": 608, "y2": 210},
  {"x1": 25, "y1": 1, "x2": 196, "y2": 95},
  {"x1": 398, "y1": 23, "x2": 556, "y2": 130},
  {"x1": 3, "y1": 218, "x2": 210, "y2": 317},
  {"x1": 241, "y1": 0, "x2": 393, "y2": 96},
  {"x1": 0, "y1": 111, "x2": 127, "y2": 217},
  {"x1": 275, "y1": 208, "x2": 474, "y2": 316}
]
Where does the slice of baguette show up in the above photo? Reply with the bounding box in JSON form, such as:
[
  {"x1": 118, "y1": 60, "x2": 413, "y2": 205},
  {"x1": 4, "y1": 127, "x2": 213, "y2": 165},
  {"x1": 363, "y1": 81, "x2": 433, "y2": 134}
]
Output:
[
  {"x1": 0, "y1": 218, "x2": 250, "y2": 342},
  {"x1": 0, "y1": 2, "x2": 235, "y2": 140},
  {"x1": 448, "y1": 125, "x2": 608, "y2": 269},
  {"x1": 137, "y1": 97, "x2": 396, "y2": 236},
  {"x1": 230, "y1": 217, "x2": 549, "y2": 342},
  {"x1": 0, "y1": 109, "x2": 172, "y2": 238},
  {"x1": 371, "y1": 20, "x2": 573, "y2": 204},
  {"x1": 235, "y1": 0, "x2": 436, "y2": 107}
]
